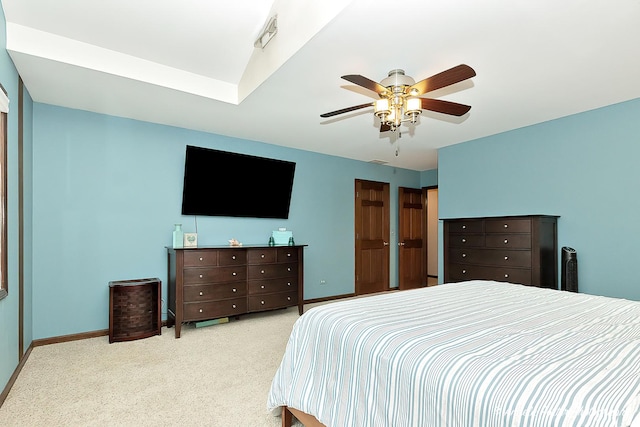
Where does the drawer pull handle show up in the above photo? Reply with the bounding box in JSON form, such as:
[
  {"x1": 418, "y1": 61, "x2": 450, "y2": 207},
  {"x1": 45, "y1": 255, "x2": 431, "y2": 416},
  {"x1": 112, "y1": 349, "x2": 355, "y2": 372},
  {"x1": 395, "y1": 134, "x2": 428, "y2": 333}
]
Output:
[
  {"x1": 199, "y1": 257, "x2": 203, "y2": 261},
  {"x1": 199, "y1": 308, "x2": 203, "y2": 313},
  {"x1": 462, "y1": 225, "x2": 466, "y2": 229},
  {"x1": 504, "y1": 224, "x2": 508, "y2": 228},
  {"x1": 261, "y1": 285, "x2": 265, "y2": 289},
  {"x1": 461, "y1": 238, "x2": 466, "y2": 243},
  {"x1": 232, "y1": 272, "x2": 237, "y2": 276},
  {"x1": 199, "y1": 291, "x2": 203, "y2": 296},
  {"x1": 462, "y1": 269, "x2": 467, "y2": 274},
  {"x1": 232, "y1": 304, "x2": 237, "y2": 309},
  {"x1": 462, "y1": 253, "x2": 466, "y2": 258},
  {"x1": 504, "y1": 274, "x2": 509, "y2": 278},
  {"x1": 261, "y1": 254, "x2": 265, "y2": 258},
  {"x1": 287, "y1": 296, "x2": 291, "y2": 301},
  {"x1": 287, "y1": 267, "x2": 291, "y2": 272},
  {"x1": 287, "y1": 253, "x2": 291, "y2": 257},
  {"x1": 504, "y1": 239, "x2": 508, "y2": 244},
  {"x1": 261, "y1": 300, "x2": 265, "y2": 305},
  {"x1": 232, "y1": 255, "x2": 236, "y2": 260},
  {"x1": 504, "y1": 256, "x2": 509, "y2": 260},
  {"x1": 261, "y1": 270, "x2": 265, "y2": 274},
  {"x1": 199, "y1": 274, "x2": 203, "y2": 279},
  {"x1": 232, "y1": 288, "x2": 237, "y2": 292},
  {"x1": 287, "y1": 282, "x2": 291, "y2": 286}
]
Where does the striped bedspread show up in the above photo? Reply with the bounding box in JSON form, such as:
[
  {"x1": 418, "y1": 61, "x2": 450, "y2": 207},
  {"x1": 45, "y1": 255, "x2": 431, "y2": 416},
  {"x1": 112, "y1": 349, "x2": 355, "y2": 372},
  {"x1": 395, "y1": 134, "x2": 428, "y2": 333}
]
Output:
[{"x1": 267, "y1": 281, "x2": 640, "y2": 426}]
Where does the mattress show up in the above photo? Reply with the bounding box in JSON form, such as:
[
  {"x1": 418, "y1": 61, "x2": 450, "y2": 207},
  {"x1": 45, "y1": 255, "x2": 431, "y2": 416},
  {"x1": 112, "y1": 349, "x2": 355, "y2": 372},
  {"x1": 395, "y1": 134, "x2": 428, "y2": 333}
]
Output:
[{"x1": 267, "y1": 280, "x2": 640, "y2": 426}]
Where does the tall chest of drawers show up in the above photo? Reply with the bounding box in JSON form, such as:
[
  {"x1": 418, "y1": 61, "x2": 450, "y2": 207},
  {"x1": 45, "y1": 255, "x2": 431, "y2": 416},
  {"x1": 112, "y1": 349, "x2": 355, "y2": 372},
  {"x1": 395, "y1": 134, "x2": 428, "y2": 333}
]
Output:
[
  {"x1": 167, "y1": 245, "x2": 305, "y2": 338},
  {"x1": 443, "y1": 215, "x2": 558, "y2": 288}
]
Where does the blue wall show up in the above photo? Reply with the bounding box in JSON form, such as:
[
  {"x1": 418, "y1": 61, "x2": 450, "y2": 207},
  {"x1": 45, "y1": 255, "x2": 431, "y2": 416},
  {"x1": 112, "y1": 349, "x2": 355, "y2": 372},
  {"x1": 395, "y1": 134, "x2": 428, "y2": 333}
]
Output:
[
  {"x1": 31, "y1": 104, "x2": 422, "y2": 339},
  {"x1": 438, "y1": 97, "x2": 640, "y2": 301}
]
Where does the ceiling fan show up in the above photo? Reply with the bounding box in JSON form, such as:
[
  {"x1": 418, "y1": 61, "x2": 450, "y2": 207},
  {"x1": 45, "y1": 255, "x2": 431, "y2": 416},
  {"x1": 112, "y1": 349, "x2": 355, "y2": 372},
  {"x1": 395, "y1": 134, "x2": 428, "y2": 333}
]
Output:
[{"x1": 320, "y1": 64, "x2": 476, "y2": 134}]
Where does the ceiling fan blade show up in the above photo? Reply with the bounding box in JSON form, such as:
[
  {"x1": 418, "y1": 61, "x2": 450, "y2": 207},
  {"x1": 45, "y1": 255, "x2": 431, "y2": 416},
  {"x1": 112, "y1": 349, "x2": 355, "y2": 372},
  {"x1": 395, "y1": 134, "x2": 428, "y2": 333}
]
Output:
[
  {"x1": 341, "y1": 75, "x2": 388, "y2": 95},
  {"x1": 320, "y1": 102, "x2": 373, "y2": 118},
  {"x1": 420, "y1": 98, "x2": 471, "y2": 116},
  {"x1": 380, "y1": 123, "x2": 392, "y2": 133},
  {"x1": 410, "y1": 64, "x2": 476, "y2": 96}
]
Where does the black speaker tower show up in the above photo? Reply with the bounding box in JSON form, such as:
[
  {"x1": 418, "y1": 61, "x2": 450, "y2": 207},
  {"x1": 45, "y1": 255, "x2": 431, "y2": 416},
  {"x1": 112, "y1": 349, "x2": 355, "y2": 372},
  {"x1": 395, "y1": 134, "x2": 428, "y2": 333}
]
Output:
[{"x1": 561, "y1": 247, "x2": 578, "y2": 292}]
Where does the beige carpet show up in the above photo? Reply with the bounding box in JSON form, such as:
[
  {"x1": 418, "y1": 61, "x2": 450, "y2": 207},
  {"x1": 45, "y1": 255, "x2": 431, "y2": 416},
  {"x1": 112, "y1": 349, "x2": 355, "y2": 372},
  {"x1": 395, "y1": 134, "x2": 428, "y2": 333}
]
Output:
[{"x1": 0, "y1": 306, "x2": 312, "y2": 427}]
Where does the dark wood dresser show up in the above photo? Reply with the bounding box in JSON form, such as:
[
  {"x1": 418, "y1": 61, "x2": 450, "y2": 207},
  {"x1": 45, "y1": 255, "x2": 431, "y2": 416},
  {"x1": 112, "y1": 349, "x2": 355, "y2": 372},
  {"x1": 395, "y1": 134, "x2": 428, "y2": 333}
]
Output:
[
  {"x1": 443, "y1": 215, "x2": 558, "y2": 288},
  {"x1": 167, "y1": 245, "x2": 305, "y2": 338}
]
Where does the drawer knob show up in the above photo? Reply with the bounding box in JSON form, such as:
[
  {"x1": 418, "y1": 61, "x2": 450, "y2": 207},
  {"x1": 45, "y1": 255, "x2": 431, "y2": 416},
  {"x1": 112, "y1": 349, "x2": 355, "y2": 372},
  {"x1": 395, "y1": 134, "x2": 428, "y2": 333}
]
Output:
[
  {"x1": 504, "y1": 239, "x2": 508, "y2": 244},
  {"x1": 232, "y1": 255, "x2": 236, "y2": 260},
  {"x1": 199, "y1": 291, "x2": 203, "y2": 296},
  {"x1": 261, "y1": 270, "x2": 265, "y2": 274},
  {"x1": 462, "y1": 253, "x2": 466, "y2": 258},
  {"x1": 287, "y1": 253, "x2": 291, "y2": 257},
  {"x1": 199, "y1": 274, "x2": 203, "y2": 279},
  {"x1": 287, "y1": 282, "x2": 291, "y2": 286},
  {"x1": 462, "y1": 269, "x2": 467, "y2": 274},
  {"x1": 232, "y1": 288, "x2": 237, "y2": 292},
  {"x1": 504, "y1": 256, "x2": 509, "y2": 260},
  {"x1": 462, "y1": 225, "x2": 466, "y2": 229},
  {"x1": 504, "y1": 224, "x2": 508, "y2": 228},
  {"x1": 232, "y1": 272, "x2": 237, "y2": 276},
  {"x1": 261, "y1": 254, "x2": 265, "y2": 258},
  {"x1": 199, "y1": 257, "x2": 203, "y2": 261},
  {"x1": 287, "y1": 267, "x2": 291, "y2": 272},
  {"x1": 261, "y1": 285, "x2": 265, "y2": 289},
  {"x1": 504, "y1": 274, "x2": 509, "y2": 278},
  {"x1": 199, "y1": 308, "x2": 203, "y2": 313},
  {"x1": 287, "y1": 296, "x2": 291, "y2": 301},
  {"x1": 261, "y1": 300, "x2": 265, "y2": 305},
  {"x1": 232, "y1": 304, "x2": 237, "y2": 309},
  {"x1": 461, "y1": 238, "x2": 466, "y2": 243}
]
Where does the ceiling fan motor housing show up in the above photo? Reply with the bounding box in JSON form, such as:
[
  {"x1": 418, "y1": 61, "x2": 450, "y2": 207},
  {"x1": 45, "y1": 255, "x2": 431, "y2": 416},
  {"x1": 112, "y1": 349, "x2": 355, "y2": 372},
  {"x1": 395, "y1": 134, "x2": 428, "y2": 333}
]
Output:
[{"x1": 381, "y1": 69, "x2": 415, "y2": 94}]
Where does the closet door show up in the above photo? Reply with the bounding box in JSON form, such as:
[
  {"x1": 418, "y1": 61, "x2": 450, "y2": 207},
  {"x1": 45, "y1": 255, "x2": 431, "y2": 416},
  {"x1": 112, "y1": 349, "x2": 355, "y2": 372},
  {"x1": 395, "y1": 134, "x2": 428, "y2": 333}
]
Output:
[
  {"x1": 355, "y1": 179, "x2": 390, "y2": 295},
  {"x1": 398, "y1": 187, "x2": 425, "y2": 290}
]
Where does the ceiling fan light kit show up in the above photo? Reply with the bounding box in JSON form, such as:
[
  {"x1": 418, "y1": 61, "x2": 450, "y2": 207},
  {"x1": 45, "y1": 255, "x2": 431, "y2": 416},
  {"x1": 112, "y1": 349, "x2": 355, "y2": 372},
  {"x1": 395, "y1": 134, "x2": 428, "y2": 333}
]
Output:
[{"x1": 321, "y1": 64, "x2": 476, "y2": 138}]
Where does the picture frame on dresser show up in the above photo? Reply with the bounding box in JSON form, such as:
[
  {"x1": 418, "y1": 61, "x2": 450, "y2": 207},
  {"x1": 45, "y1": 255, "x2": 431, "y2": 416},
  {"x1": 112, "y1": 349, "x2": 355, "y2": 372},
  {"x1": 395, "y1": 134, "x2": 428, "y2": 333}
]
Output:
[{"x1": 166, "y1": 244, "x2": 306, "y2": 338}]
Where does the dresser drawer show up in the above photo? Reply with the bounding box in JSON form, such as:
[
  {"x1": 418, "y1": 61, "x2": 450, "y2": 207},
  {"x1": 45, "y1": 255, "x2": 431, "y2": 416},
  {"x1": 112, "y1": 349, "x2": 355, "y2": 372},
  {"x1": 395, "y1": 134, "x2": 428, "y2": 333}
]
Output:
[
  {"x1": 248, "y1": 277, "x2": 297, "y2": 295},
  {"x1": 447, "y1": 234, "x2": 485, "y2": 248},
  {"x1": 448, "y1": 264, "x2": 532, "y2": 285},
  {"x1": 218, "y1": 249, "x2": 246, "y2": 266},
  {"x1": 183, "y1": 250, "x2": 219, "y2": 267},
  {"x1": 183, "y1": 297, "x2": 247, "y2": 321},
  {"x1": 485, "y1": 219, "x2": 531, "y2": 233},
  {"x1": 248, "y1": 263, "x2": 298, "y2": 280},
  {"x1": 485, "y1": 234, "x2": 531, "y2": 249},
  {"x1": 183, "y1": 282, "x2": 246, "y2": 302},
  {"x1": 277, "y1": 247, "x2": 299, "y2": 262},
  {"x1": 183, "y1": 266, "x2": 247, "y2": 284},
  {"x1": 247, "y1": 249, "x2": 277, "y2": 264},
  {"x1": 447, "y1": 220, "x2": 484, "y2": 233},
  {"x1": 248, "y1": 292, "x2": 297, "y2": 312},
  {"x1": 448, "y1": 248, "x2": 532, "y2": 268}
]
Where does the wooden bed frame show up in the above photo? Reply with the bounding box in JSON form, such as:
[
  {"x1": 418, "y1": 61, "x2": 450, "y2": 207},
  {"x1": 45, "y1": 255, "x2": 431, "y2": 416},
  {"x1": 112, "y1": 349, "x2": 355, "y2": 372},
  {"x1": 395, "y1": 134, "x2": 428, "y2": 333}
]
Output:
[{"x1": 282, "y1": 406, "x2": 326, "y2": 427}]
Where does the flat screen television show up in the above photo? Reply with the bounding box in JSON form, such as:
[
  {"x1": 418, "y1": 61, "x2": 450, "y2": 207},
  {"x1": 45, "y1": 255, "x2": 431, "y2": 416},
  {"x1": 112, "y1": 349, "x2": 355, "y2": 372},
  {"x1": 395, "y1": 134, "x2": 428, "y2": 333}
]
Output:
[{"x1": 181, "y1": 145, "x2": 296, "y2": 219}]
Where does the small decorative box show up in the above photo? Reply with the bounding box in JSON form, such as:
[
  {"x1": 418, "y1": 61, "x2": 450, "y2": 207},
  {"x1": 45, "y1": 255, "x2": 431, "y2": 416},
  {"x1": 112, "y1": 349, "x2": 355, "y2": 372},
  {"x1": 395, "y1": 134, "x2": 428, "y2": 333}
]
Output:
[{"x1": 271, "y1": 230, "x2": 293, "y2": 245}]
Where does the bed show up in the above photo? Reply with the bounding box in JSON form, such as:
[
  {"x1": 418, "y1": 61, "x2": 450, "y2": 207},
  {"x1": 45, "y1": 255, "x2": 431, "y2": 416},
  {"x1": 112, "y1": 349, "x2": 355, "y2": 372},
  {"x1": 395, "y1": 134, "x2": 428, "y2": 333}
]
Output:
[{"x1": 267, "y1": 280, "x2": 640, "y2": 427}]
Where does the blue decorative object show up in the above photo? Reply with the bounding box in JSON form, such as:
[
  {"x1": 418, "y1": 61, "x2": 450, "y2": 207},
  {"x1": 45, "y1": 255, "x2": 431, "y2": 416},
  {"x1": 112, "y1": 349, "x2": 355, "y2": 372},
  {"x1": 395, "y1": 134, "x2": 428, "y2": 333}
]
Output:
[{"x1": 172, "y1": 224, "x2": 184, "y2": 248}]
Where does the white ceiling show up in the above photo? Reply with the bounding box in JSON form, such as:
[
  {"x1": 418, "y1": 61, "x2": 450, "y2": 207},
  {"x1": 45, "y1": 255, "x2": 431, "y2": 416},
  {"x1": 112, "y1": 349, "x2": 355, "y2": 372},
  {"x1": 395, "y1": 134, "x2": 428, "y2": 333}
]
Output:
[{"x1": 3, "y1": 0, "x2": 640, "y2": 171}]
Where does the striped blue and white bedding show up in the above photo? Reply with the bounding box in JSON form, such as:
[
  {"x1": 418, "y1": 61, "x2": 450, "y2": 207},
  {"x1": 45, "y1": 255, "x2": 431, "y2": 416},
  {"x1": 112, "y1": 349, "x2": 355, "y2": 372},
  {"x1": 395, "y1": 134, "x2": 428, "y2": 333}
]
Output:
[{"x1": 267, "y1": 280, "x2": 640, "y2": 426}]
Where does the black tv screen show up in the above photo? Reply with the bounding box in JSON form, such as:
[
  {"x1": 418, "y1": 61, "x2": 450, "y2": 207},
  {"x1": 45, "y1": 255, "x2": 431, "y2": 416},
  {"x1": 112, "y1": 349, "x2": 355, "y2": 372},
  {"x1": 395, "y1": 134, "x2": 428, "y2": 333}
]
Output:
[{"x1": 181, "y1": 145, "x2": 296, "y2": 219}]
